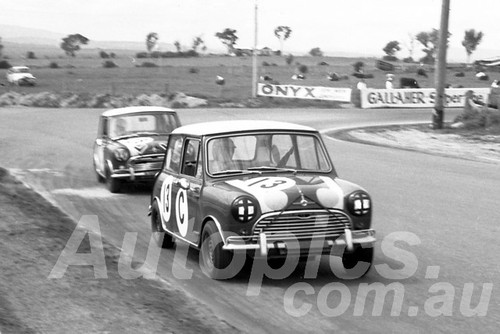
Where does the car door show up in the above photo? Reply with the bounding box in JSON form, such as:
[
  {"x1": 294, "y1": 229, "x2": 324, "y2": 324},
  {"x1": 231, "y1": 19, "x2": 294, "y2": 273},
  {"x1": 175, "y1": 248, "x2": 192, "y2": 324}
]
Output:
[
  {"x1": 93, "y1": 116, "x2": 108, "y2": 176},
  {"x1": 178, "y1": 138, "x2": 202, "y2": 244},
  {"x1": 157, "y1": 135, "x2": 183, "y2": 238}
]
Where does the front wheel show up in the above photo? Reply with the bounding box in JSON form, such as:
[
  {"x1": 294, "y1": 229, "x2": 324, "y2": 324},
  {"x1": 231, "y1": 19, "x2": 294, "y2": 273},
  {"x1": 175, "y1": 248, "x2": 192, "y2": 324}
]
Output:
[
  {"x1": 93, "y1": 158, "x2": 105, "y2": 183},
  {"x1": 200, "y1": 221, "x2": 237, "y2": 279},
  {"x1": 341, "y1": 246, "x2": 374, "y2": 278},
  {"x1": 105, "y1": 168, "x2": 122, "y2": 193}
]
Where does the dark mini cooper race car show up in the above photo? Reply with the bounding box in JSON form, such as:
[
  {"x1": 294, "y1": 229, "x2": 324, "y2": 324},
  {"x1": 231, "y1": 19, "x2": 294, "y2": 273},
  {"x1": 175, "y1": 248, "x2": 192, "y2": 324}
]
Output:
[
  {"x1": 149, "y1": 120, "x2": 375, "y2": 279},
  {"x1": 93, "y1": 106, "x2": 181, "y2": 193}
]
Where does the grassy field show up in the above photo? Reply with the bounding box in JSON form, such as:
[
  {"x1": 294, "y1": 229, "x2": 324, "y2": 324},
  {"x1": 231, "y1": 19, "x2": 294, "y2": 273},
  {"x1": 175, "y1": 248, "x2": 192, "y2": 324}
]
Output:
[{"x1": 1, "y1": 46, "x2": 498, "y2": 103}]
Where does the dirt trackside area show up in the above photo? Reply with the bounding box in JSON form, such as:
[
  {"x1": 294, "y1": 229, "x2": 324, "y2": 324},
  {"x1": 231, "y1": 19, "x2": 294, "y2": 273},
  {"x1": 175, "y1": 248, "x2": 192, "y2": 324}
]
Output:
[
  {"x1": 334, "y1": 123, "x2": 500, "y2": 164},
  {"x1": 0, "y1": 168, "x2": 237, "y2": 334}
]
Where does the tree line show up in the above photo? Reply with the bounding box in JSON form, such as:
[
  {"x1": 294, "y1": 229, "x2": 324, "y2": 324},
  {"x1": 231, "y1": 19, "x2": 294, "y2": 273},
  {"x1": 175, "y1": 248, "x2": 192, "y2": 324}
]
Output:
[
  {"x1": 382, "y1": 28, "x2": 484, "y2": 64},
  {"x1": 0, "y1": 25, "x2": 485, "y2": 63}
]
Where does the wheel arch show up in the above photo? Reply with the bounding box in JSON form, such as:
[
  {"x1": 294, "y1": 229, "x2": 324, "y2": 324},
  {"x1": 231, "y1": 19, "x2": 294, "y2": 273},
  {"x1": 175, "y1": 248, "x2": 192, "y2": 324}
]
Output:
[{"x1": 197, "y1": 215, "x2": 225, "y2": 249}]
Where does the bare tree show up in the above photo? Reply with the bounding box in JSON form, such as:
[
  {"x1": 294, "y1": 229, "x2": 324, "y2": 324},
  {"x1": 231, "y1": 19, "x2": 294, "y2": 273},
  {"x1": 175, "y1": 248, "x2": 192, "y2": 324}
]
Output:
[
  {"x1": 416, "y1": 29, "x2": 450, "y2": 64},
  {"x1": 215, "y1": 28, "x2": 238, "y2": 54},
  {"x1": 274, "y1": 26, "x2": 292, "y2": 54},
  {"x1": 192, "y1": 36, "x2": 206, "y2": 53},
  {"x1": 146, "y1": 32, "x2": 159, "y2": 54},
  {"x1": 60, "y1": 34, "x2": 90, "y2": 57},
  {"x1": 174, "y1": 40, "x2": 181, "y2": 53},
  {"x1": 382, "y1": 41, "x2": 401, "y2": 60},
  {"x1": 462, "y1": 29, "x2": 483, "y2": 63}
]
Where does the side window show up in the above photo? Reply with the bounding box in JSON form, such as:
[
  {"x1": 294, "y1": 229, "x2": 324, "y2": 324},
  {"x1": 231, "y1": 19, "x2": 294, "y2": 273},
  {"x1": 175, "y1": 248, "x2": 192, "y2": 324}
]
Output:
[
  {"x1": 101, "y1": 117, "x2": 108, "y2": 137},
  {"x1": 164, "y1": 135, "x2": 183, "y2": 173},
  {"x1": 181, "y1": 139, "x2": 200, "y2": 177},
  {"x1": 296, "y1": 136, "x2": 328, "y2": 170}
]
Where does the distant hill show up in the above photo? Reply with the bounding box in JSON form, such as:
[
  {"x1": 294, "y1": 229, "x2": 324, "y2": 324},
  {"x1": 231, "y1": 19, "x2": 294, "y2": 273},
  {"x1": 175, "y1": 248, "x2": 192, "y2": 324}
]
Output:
[{"x1": 0, "y1": 24, "x2": 177, "y2": 57}]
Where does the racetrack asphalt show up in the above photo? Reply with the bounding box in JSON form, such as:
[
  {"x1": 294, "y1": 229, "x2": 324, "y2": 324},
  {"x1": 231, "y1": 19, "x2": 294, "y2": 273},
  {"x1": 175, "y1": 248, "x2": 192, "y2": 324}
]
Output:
[{"x1": 0, "y1": 106, "x2": 498, "y2": 333}]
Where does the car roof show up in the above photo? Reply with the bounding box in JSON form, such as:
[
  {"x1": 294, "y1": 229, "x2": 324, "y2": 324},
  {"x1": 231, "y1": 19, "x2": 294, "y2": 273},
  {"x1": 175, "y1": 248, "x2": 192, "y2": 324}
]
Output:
[
  {"x1": 10, "y1": 66, "x2": 30, "y2": 70},
  {"x1": 172, "y1": 120, "x2": 317, "y2": 136},
  {"x1": 101, "y1": 106, "x2": 176, "y2": 117}
]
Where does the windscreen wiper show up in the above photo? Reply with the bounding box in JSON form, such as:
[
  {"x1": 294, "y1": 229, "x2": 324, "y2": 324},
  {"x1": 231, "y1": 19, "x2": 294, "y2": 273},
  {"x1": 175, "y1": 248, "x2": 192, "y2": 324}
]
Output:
[
  {"x1": 211, "y1": 169, "x2": 262, "y2": 176},
  {"x1": 247, "y1": 166, "x2": 297, "y2": 174}
]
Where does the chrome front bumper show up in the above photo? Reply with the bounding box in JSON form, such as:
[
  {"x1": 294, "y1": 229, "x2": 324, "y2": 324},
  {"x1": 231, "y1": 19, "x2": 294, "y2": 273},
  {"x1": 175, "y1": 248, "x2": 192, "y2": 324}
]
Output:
[
  {"x1": 223, "y1": 229, "x2": 376, "y2": 257},
  {"x1": 110, "y1": 167, "x2": 158, "y2": 181}
]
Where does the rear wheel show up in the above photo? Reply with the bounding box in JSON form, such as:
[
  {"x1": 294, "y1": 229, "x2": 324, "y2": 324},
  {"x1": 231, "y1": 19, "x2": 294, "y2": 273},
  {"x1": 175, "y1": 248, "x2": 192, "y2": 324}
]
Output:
[
  {"x1": 200, "y1": 221, "x2": 236, "y2": 279},
  {"x1": 151, "y1": 201, "x2": 174, "y2": 248},
  {"x1": 342, "y1": 246, "x2": 373, "y2": 277}
]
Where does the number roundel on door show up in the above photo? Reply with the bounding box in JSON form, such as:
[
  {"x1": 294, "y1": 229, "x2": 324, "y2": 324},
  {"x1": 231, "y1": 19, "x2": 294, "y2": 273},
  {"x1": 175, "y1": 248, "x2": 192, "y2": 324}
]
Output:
[{"x1": 160, "y1": 176, "x2": 173, "y2": 223}]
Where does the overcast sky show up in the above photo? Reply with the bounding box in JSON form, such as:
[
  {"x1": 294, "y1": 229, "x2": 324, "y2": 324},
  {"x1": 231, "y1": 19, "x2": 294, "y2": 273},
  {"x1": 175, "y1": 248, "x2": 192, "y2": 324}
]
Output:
[{"x1": 1, "y1": 0, "x2": 499, "y2": 61}]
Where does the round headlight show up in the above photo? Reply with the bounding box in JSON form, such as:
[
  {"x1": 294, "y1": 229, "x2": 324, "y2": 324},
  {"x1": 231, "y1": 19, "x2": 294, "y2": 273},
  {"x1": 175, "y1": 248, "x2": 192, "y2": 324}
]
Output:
[
  {"x1": 114, "y1": 147, "x2": 130, "y2": 161},
  {"x1": 347, "y1": 191, "x2": 371, "y2": 216},
  {"x1": 231, "y1": 196, "x2": 258, "y2": 223}
]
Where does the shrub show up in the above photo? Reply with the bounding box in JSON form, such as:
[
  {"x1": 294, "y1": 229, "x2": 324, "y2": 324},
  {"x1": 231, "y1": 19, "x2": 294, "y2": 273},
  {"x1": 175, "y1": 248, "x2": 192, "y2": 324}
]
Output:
[
  {"x1": 417, "y1": 68, "x2": 428, "y2": 77},
  {"x1": 189, "y1": 67, "x2": 199, "y2": 74},
  {"x1": 309, "y1": 47, "x2": 323, "y2": 57},
  {"x1": 353, "y1": 61, "x2": 364, "y2": 73},
  {"x1": 136, "y1": 52, "x2": 149, "y2": 59},
  {"x1": 318, "y1": 61, "x2": 329, "y2": 66},
  {"x1": 285, "y1": 54, "x2": 294, "y2": 65},
  {"x1": 103, "y1": 60, "x2": 118, "y2": 68},
  {"x1": 382, "y1": 55, "x2": 398, "y2": 62},
  {"x1": 49, "y1": 62, "x2": 59, "y2": 69},
  {"x1": 262, "y1": 61, "x2": 271, "y2": 67},
  {"x1": 99, "y1": 51, "x2": 110, "y2": 59},
  {"x1": 0, "y1": 60, "x2": 11, "y2": 69},
  {"x1": 352, "y1": 73, "x2": 374, "y2": 79},
  {"x1": 26, "y1": 51, "x2": 36, "y2": 59},
  {"x1": 419, "y1": 54, "x2": 435, "y2": 65},
  {"x1": 403, "y1": 57, "x2": 414, "y2": 63},
  {"x1": 297, "y1": 64, "x2": 308, "y2": 74},
  {"x1": 140, "y1": 62, "x2": 158, "y2": 68}
]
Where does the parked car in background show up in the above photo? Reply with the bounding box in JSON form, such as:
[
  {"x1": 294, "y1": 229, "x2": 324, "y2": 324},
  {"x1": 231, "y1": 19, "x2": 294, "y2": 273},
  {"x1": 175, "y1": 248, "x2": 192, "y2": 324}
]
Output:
[
  {"x1": 149, "y1": 120, "x2": 376, "y2": 279},
  {"x1": 93, "y1": 106, "x2": 181, "y2": 193},
  {"x1": 6, "y1": 66, "x2": 37, "y2": 86}
]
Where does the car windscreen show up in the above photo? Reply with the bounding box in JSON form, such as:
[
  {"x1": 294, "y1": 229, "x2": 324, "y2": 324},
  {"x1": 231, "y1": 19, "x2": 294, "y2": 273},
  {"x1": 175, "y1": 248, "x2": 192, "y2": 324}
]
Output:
[
  {"x1": 207, "y1": 133, "x2": 331, "y2": 174},
  {"x1": 108, "y1": 113, "x2": 178, "y2": 138}
]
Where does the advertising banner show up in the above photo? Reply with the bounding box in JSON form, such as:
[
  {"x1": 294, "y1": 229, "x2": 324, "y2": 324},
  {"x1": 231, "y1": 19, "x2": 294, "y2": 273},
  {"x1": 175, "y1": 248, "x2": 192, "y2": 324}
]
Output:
[
  {"x1": 257, "y1": 83, "x2": 352, "y2": 102},
  {"x1": 360, "y1": 88, "x2": 490, "y2": 109}
]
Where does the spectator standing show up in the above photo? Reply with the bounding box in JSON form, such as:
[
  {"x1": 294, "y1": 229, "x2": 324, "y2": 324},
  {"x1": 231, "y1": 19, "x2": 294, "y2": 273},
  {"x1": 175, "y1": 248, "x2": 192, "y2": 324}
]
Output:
[
  {"x1": 385, "y1": 74, "x2": 394, "y2": 89},
  {"x1": 357, "y1": 79, "x2": 367, "y2": 90}
]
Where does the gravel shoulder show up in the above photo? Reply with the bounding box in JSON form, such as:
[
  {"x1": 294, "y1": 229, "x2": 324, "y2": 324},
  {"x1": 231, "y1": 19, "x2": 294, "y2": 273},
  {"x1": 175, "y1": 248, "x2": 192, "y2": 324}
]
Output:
[
  {"x1": 332, "y1": 123, "x2": 500, "y2": 164},
  {"x1": 0, "y1": 168, "x2": 237, "y2": 334}
]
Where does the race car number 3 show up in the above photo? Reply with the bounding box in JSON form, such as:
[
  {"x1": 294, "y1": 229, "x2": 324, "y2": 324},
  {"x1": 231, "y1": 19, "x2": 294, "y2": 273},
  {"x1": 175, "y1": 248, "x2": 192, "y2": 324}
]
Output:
[{"x1": 245, "y1": 177, "x2": 295, "y2": 191}]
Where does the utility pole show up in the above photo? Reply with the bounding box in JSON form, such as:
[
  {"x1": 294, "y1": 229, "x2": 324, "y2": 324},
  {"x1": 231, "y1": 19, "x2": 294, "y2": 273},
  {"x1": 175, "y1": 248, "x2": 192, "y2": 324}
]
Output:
[
  {"x1": 433, "y1": 0, "x2": 450, "y2": 129},
  {"x1": 252, "y1": 0, "x2": 258, "y2": 98}
]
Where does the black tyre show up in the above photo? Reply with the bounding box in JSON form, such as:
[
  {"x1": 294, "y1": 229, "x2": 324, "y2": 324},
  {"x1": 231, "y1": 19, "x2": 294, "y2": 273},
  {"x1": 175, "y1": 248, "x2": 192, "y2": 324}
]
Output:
[
  {"x1": 200, "y1": 221, "x2": 236, "y2": 279},
  {"x1": 342, "y1": 246, "x2": 374, "y2": 277},
  {"x1": 105, "y1": 168, "x2": 122, "y2": 193},
  {"x1": 151, "y1": 201, "x2": 174, "y2": 248},
  {"x1": 93, "y1": 159, "x2": 105, "y2": 183}
]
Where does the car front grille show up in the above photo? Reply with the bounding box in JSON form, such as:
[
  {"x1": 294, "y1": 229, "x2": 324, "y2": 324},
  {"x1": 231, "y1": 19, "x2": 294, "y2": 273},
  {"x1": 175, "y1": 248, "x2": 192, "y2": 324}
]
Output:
[
  {"x1": 251, "y1": 210, "x2": 352, "y2": 241},
  {"x1": 129, "y1": 155, "x2": 163, "y2": 172}
]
